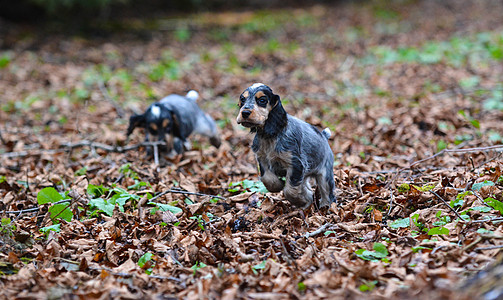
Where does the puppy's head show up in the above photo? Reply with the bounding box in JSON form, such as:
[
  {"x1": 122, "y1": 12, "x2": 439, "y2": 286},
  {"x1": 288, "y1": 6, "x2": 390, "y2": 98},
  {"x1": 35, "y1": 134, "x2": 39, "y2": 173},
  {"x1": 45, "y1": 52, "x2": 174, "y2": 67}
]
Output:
[
  {"x1": 145, "y1": 104, "x2": 174, "y2": 137},
  {"x1": 236, "y1": 83, "x2": 280, "y2": 128}
]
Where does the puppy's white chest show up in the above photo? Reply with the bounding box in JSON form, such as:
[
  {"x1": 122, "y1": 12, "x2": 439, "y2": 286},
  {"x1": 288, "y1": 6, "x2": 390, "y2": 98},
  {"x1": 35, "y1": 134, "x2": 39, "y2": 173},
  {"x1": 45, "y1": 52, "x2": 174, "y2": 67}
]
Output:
[{"x1": 256, "y1": 138, "x2": 290, "y2": 167}]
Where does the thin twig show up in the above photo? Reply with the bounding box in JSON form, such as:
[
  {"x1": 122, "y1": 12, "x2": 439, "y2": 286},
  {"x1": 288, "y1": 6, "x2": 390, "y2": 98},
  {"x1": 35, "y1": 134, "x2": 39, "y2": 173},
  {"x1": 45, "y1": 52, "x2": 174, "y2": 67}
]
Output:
[
  {"x1": 408, "y1": 145, "x2": 503, "y2": 170},
  {"x1": 475, "y1": 245, "x2": 503, "y2": 251},
  {"x1": 472, "y1": 190, "x2": 492, "y2": 207},
  {"x1": 430, "y1": 190, "x2": 465, "y2": 222},
  {"x1": 168, "y1": 188, "x2": 226, "y2": 200},
  {"x1": 304, "y1": 223, "x2": 333, "y2": 239},
  {"x1": 1, "y1": 140, "x2": 168, "y2": 158},
  {"x1": 3, "y1": 199, "x2": 72, "y2": 215},
  {"x1": 471, "y1": 217, "x2": 503, "y2": 223},
  {"x1": 98, "y1": 80, "x2": 125, "y2": 118},
  {"x1": 153, "y1": 142, "x2": 160, "y2": 170}
]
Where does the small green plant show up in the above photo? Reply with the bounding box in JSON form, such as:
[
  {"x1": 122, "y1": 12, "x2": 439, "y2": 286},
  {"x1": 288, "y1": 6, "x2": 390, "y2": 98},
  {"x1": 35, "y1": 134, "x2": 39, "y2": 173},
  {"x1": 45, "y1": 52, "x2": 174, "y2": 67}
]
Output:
[
  {"x1": 0, "y1": 218, "x2": 16, "y2": 236},
  {"x1": 37, "y1": 187, "x2": 73, "y2": 222},
  {"x1": 119, "y1": 163, "x2": 138, "y2": 179},
  {"x1": 138, "y1": 252, "x2": 154, "y2": 274},
  {"x1": 412, "y1": 184, "x2": 435, "y2": 192},
  {"x1": 451, "y1": 191, "x2": 472, "y2": 208},
  {"x1": 297, "y1": 282, "x2": 307, "y2": 292},
  {"x1": 229, "y1": 179, "x2": 268, "y2": 193},
  {"x1": 189, "y1": 215, "x2": 205, "y2": 231},
  {"x1": 472, "y1": 180, "x2": 495, "y2": 191},
  {"x1": 191, "y1": 261, "x2": 207, "y2": 275},
  {"x1": 149, "y1": 201, "x2": 182, "y2": 215},
  {"x1": 427, "y1": 211, "x2": 451, "y2": 235},
  {"x1": 485, "y1": 197, "x2": 503, "y2": 214},
  {"x1": 359, "y1": 280, "x2": 378, "y2": 292},
  {"x1": 389, "y1": 217, "x2": 410, "y2": 229},
  {"x1": 87, "y1": 184, "x2": 140, "y2": 217},
  {"x1": 397, "y1": 183, "x2": 410, "y2": 193},
  {"x1": 252, "y1": 260, "x2": 267, "y2": 275},
  {"x1": 355, "y1": 242, "x2": 389, "y2": 262},
  {"x1": 39, "y1": 224, "x2": 61, "y2": 237}
]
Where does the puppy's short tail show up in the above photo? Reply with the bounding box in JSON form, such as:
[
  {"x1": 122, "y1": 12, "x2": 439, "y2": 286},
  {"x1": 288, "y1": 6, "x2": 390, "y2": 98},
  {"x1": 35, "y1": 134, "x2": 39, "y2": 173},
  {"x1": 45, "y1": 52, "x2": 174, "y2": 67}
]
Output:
[
  {"x1": 322, "y1": 128, "x2": 331, "y2": 139},
  {"x1": 186, "y1": 90, "x2": 199, "y2": 101}
]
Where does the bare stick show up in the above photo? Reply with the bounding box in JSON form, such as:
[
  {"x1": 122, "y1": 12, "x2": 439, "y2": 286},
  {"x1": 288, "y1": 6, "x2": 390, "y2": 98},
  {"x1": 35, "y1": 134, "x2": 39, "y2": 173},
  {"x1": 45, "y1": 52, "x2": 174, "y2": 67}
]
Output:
[
  {"x1": 408, "y1": 145, "x2": 503, "y2": 170},
  {"x1": 0, "y1": 128, "x2": 5, "y2": 145},
  {"x1": 3, "y1": 199, "x2": 72, "y2": 215},
  {"x1": 430, "y1": 190, "x2": 465, "y2": 221},
  {"x1": 1, "y1": 140, "x2": 168, "y2": 158},
  {"x1": 153, "y1": 142, "x2": 160, "y2": 170},
  {"x1": 98, "y1": 80, "x2": 125, "y2": 118},
  {"x1": 471, "y1": 217, "x2": 503, "y2": 223},
  {"x1": 475, "y1": 244, "x2": 503, "y2": 251},
  {"x1": 167, "y1": 188, "x2": 225, "y2": 200},
  {"x1": 304, "y1": 223, "x2": 333, "y2": 239}
]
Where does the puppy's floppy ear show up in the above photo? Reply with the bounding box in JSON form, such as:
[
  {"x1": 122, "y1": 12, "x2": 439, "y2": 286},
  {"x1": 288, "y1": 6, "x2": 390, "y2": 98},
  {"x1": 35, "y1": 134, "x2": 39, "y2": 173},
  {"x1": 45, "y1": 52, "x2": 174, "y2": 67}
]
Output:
[
  {"x1": 271, "y1": 93, "x2": 280, "y2": 107},
  {"x1": 263, "y1": 97, "x2": 287, "y2": 137},
  {"x1": 127, "y1": 114, "x2": 146, "y2": 136}
]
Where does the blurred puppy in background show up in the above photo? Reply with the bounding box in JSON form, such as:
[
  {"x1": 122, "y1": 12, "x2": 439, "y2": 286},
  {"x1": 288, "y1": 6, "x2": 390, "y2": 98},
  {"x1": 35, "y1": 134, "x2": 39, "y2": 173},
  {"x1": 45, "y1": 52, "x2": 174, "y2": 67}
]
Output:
[
  {"x1": 237, "y1": 83, "x2": 336, "y2": 209},
  {"x1": 127, "y1": 90, "x2": 221, "y2": 157}
]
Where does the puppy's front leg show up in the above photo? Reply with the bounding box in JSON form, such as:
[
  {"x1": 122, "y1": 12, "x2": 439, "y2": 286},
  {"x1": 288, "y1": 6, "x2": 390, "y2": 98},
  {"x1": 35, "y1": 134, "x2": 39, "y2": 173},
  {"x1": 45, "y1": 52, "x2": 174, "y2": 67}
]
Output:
[{"x1": 258, "y1": 160, "x2": 284, "y2": 193}]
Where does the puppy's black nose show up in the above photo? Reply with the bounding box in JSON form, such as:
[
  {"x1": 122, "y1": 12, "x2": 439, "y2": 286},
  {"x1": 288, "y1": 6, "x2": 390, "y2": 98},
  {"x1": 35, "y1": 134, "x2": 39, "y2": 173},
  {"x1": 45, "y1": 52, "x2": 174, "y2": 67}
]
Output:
[{"x1": 241, "y1": 110, "x2": 251, "y2": 119}]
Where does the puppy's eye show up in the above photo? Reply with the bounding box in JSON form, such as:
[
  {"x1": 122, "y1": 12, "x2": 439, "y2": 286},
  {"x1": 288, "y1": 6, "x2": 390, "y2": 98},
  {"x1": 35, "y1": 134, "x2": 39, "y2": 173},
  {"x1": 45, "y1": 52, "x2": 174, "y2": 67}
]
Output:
[
  {"x1": 239, "y1": 96, "x2": 245, "y2": 106},
  {"x1": 256, "y1": 97, "x2": 267, "y2": 106}
]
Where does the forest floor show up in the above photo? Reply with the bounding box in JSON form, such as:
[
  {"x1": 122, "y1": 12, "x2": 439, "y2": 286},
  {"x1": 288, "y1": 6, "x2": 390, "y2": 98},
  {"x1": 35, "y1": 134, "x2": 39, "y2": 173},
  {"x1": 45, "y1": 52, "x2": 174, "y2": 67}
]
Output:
[{"x1": 1, "y1": 0, "x2": 503, "y2": 298}]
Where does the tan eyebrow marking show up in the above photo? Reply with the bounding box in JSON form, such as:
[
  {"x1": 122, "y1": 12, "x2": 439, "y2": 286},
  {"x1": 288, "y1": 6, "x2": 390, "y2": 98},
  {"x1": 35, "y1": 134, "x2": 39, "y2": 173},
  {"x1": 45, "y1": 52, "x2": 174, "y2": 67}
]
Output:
[
  {"x1": 162, "y1": 119, "x2": 170, "y2": 128},
  {"x1": 242, "y1": 90, "x2": 249, "y2": 98},
  {"x1": 150, "y1": 123, "x2": 158, "y2": 131},
  {"x1": 255, "y1": 91, "x2": 265, "y2": 99}
]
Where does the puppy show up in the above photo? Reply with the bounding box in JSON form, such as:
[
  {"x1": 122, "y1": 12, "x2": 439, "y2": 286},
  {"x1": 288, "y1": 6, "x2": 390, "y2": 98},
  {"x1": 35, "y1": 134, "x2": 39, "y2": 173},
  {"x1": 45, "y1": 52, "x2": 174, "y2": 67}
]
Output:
[
  {"x1": 127, "y1": 101, "x2": 175, "y2": 155},
  {"x1": 127, "y1": 91, "x2": 221, "y2": 155},
  {"x1": 159, "y1": 90, "x2": 221, "y2": 153},
  {"x1": 237, "y1": 83, "x2": 336, "y2": 208}
]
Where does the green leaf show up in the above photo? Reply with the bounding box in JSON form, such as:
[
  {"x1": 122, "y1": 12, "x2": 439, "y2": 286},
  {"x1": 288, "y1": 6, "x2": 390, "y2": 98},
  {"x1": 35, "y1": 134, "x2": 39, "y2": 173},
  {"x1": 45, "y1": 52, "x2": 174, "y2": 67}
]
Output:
[
  {"x1": 397, "y1": 183, "x2": 410, "y2": 193},
  {"x1": 48, "y1": 203, "x2": 73, "y2": 222},
  {"x1": 389, "y1": 218, "x2": 410, "y2": 229},
  {"x1": 252, "y1": 260, "x2": 267, "y2": 274},
  {"x1": 359, "y1": 280, "x2": 378, "y2": 292},
  {"x1": 148, "y1": 202, "x2": 182, "y2": 214},
  {"x1": 412, "y1": 246, "x2": 432, "y2": 253},
  {"x1": 138, "y1": 252, "x2": 153, "y2": 268},
  {"x1": 485, "y1": 197, "x2": 503, "y2": 214},
  {"x1": 191, "y1": 262, "x2": 207, "y2": 275},
  {"x1": 40, "y1": 224, "x2": 61, "y2": 235},
  {"x1": 87, "y1": 184, "x2": 109, "y2": 198},
  {"x1": 373, "y1": 242, "x2": 388, "y2": 256},
  {"x1": 355, "y1": 243, "x2": 388, "y2": 262},
  {"x1": 75, "y1": 167, "x2": 87, "y2": 176},
  {"x1": 412, "y1": 184, "x2": 435, "y2": 192},
  {"x1": 472, "y1": 180, "x2": 495, "y2": 191},
  {"x1": 297, "y1": 282, "x2": 307, "y2": 292},
  {"x1": 427, "y1": 226, "x2": 450, "y2": 235},
  {"x1": 437, "y1": 140, "x2": 447, "y2": 152},
  {"x1": 89, "y1": 198, "x2": 115, "y2": 216},
  {"x1": 470, "y1": 206, "x2": 492, "y2": 213},
  {"x1": 37, "y1": 187, "x2": 63, "y2": 204}
]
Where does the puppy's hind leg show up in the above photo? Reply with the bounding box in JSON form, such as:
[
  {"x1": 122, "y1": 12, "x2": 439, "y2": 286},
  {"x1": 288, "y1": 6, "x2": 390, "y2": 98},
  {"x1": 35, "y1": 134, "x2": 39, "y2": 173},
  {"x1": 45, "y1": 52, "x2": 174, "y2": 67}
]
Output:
[
  {"x1": 316, "y1": 162, "x2": 337, "y2": 208},
  {"x1": 283, "y1": 158, "x2": 313, "y2": 208}
]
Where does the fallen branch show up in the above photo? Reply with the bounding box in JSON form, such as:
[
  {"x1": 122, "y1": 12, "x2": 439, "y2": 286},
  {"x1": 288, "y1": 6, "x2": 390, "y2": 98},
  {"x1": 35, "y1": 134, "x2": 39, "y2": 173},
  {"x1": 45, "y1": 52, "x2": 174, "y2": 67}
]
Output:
[
  {"x1": 3, "y1": 199, "x2": 72, "y2": 215},
  {"x1": 408, "y1": 145, "x2": 503, "y2": 170},
  {"x1": 167, "y1": 188, "x2": 226, "y2": 200},
  {"x1": 304, "y1": 223, "x2": 333, "y2": 239},
  {"x1": 430, "y1": 190, "x2": 465, "y2": 222},
  {"x1": 471, "y1": 217, "x2": 503, "y2": 223},
  {"x1": 475, "y1": 244, "x2": 503, "y2": 251},
  {"x1": 1, "y1": 140, "x2": 168, "y2": 158}
]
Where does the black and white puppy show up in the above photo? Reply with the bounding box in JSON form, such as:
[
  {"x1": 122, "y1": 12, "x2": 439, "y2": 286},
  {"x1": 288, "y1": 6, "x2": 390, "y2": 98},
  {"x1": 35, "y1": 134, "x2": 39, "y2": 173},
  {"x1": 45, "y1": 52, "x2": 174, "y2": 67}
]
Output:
[
  {"x1": 127, "y1": 91, "x2": 221, "y2": 155},
  {"x1": 159, "y1": 91, "x2": 221, "y2": 153},
  {"x1": 237, "y1": 83, "x2": 336, "y2": 208}
]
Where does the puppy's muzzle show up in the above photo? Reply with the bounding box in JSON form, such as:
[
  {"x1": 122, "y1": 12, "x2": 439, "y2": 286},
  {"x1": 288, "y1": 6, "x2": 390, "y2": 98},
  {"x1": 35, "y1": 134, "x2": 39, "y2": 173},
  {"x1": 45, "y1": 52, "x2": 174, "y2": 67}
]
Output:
[{"x1": 241, "y1": 110, "x2": 251, "y2": 119}]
